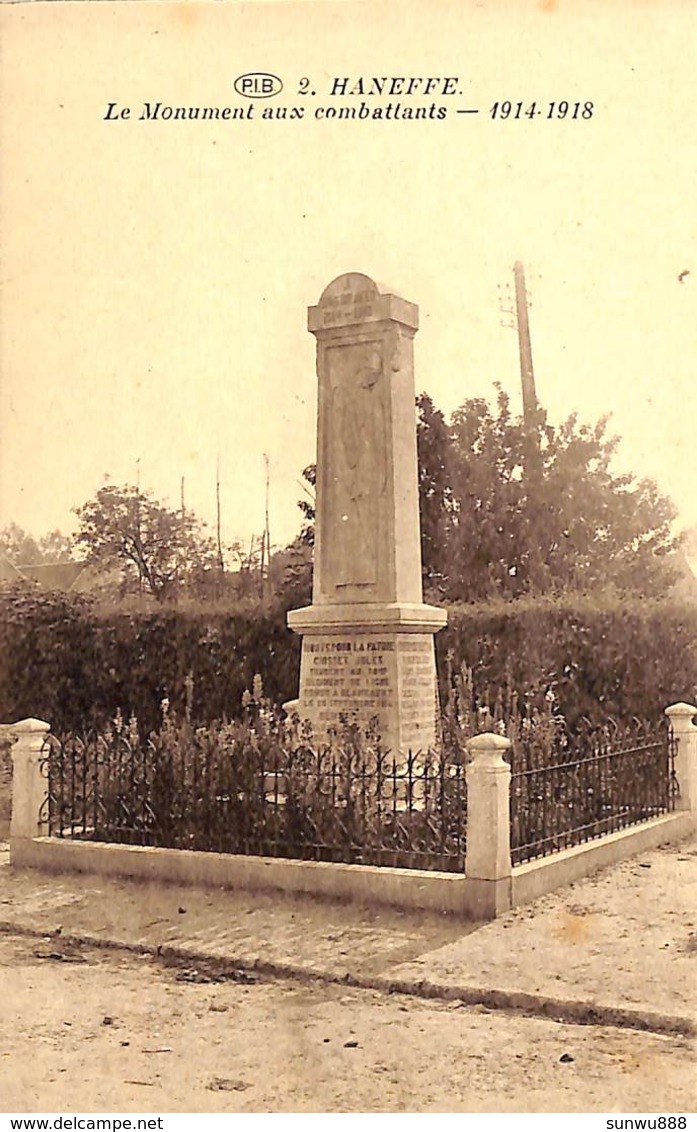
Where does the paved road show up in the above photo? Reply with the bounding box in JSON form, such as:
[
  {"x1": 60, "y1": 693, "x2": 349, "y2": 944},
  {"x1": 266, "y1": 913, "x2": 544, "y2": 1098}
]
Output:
[
  {"x1": 2, "y1": 838, "x2": 696, "y2": 1034},
  {"x1": 1, "y1": 933, "x2": 695, "y2": 1113}
]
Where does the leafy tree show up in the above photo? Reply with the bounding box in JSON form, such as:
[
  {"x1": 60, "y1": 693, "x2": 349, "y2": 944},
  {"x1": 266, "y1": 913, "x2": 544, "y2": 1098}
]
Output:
[
  {"x1": 36, "y1": 529, "x2": 76, "y2": 563},
  {"x1": 270, "y1": 535, "x2": 313, "y2": 610},
  {"x1": 417, "y1": 387, "x2": 680, "y2": 601},
  {"x1": 74, "y1": 484, "x2": 217, "y2": 601},
  {"x1": 414, "y1": 394, "x2": 455, "y2": 594},
  {"x1": 291, "y1": 387, "x2": 680, "y2": 603},
  {"x1": 0, "y1": 524, "x2": 40, "y2": 566},
  {"x1": 0, "y1": 524, "x2": 76, "y2": 566},
  {"x1": 297, "y1": 464, "x2": 316, "y2": 546}
]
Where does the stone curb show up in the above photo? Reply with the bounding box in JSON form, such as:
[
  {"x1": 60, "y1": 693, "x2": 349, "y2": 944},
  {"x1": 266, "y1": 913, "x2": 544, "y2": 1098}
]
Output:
[{"x1": 2, "y1": 920, "x2": 694, "y2": 1040}]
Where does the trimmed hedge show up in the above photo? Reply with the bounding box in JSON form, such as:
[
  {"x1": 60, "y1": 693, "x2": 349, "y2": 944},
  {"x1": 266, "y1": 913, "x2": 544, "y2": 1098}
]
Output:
[
  {"x1": 1, "y1": 584, "x2": 695, "y2": 733},
  {"x1": 437, "y1": 594, "x2": 697, "y2": 728},
  {"x1": 0, "y1": 586, "x2": 300, "y2": 734}
]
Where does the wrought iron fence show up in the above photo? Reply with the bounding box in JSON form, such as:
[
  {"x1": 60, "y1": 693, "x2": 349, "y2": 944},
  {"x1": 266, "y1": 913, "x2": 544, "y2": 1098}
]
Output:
[
  {"x1": 510, "y1": 718, "x2": 679, "y2": 865},
  {"x1": 39, "y1": 709, "x2": 679, "y2": 875},
  {"x1": 42, "y1": 722, "x2": 467, "y2": 872}
]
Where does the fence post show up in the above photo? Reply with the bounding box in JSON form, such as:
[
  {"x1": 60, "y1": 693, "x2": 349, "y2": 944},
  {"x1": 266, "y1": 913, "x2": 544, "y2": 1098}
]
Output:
[
  {"x1": 665, "y1": 703, "x2": 697, "y2": 815},
  {"x1": 9, "y1": 719, "x2": 51, "y2": 857},
  {"x1": 465, "y1": 732, "x2": 512, "y2": 917}
]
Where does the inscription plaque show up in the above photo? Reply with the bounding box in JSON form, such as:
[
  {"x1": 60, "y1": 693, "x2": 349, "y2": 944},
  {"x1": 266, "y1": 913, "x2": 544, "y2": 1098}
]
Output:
[{"x1": 297, "y1": 633, "x2": 439, "y2": 753}]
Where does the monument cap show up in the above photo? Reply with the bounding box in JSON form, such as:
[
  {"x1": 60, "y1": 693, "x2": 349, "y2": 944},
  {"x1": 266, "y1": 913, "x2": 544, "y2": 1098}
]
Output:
[{"x1": 308, "y1": 272, "x2": 418, "y2": 333}]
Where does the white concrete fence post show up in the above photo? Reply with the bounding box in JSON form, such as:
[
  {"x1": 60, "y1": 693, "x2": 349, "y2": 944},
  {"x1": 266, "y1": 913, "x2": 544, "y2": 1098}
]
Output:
[
  {"x1": 664, "y1": 703, "x2": 697, "y2": 815},
  {"x1": 9, "y1": 718, "x2": 51, "y2": 857},
  {"x1": 465, "y1": 732, "x2": 513, "y2": 917}
]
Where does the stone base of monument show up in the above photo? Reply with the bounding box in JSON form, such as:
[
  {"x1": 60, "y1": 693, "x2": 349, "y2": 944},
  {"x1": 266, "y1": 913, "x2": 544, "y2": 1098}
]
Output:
[{"x1": 287, "y1": 602, "x2": 448, "y2": 757}]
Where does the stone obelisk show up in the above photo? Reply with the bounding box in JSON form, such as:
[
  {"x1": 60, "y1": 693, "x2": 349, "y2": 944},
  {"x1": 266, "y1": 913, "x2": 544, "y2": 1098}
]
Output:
[{"x1": 287, "y1": 273, "x2": 447, "y2": 754}]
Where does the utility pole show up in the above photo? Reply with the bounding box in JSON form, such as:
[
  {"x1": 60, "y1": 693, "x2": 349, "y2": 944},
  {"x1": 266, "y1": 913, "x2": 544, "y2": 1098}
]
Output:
[
  {"x1": 259, "y1": 530, "x2": 266, "y2": 599},
  {"x1": 179, "y1": 475, "x2": 186, "y2": 588},
  {"x1": 499, "y1": 262, "x2": 546, "y2": 591},
  {"x1": 215, "y1": 456, "x2": 224, "y2": 574},
  {"x1": 263, "y1": 453, "x2": 271, "y2": 597},
  {"x1": 513, "y1": 260, "x2": 538, "y2": 430},
  {"x1": 501, "y1": 261, "x2": 542, "y2": 476},
  {"x1": 135, "y1": 457, "x2": 143, "y2": 597}
]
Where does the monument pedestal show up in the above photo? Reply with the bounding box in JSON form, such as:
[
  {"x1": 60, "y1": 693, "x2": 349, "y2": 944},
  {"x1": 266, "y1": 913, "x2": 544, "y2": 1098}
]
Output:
[
  {"x1": 287, "y1": 273, "x2": 448, "y2": 756},
  {"x1": 288, "y1": 603, "x2": 447, "y2": 755}
]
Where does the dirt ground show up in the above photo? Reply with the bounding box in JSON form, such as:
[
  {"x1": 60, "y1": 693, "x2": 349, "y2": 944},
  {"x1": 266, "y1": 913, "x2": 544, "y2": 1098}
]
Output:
[{"x1": 1, "y1": 932, "x2": 694, "y2": 1114}]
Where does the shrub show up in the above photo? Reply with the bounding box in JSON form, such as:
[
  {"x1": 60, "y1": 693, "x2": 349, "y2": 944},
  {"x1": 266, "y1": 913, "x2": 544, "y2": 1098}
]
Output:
[
  {"x1": 1, "y1": 584, "x2": 695, "y2": 735},
  {"x1": 45, "y1": 688, "x2": 469, "y2": 871},
  {"x1": 44, "y1": 674, "x2": 674, "y2": 871},
  {"x1": 437, "y1": 593, "x2": 697, "y2": 729},
  {"x1": 0, "y1": 584, "x2": 300, "y2": 733}
]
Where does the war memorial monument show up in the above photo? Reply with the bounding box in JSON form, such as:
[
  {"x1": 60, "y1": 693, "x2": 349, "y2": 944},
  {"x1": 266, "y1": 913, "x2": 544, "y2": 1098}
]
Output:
[{"x1": 287, "y1": 273, "x2": 448, "y2": 755}]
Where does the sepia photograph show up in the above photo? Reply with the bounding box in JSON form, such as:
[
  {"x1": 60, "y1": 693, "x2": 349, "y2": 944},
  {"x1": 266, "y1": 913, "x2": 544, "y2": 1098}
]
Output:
[{"x1": 1, "y1": 0, "x2": 696, "y2": 1118}]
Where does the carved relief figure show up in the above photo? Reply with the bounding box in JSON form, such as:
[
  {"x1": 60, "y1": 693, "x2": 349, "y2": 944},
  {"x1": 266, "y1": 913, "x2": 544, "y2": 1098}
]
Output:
[{"x1": 330, "y1": 344, "x2": 388, "y2": 587}]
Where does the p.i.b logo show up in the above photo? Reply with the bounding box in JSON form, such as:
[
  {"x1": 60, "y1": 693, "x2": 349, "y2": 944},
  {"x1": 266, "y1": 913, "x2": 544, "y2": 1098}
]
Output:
[{"x1": 234, "y1": 73, "x2": 283, "y2": 98}]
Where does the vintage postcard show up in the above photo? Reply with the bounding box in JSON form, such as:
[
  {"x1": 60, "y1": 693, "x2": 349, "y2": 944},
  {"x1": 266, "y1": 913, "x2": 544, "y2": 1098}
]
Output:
[{"x1": 1, "y1": 0, "x2": 695, "y2": 1117}]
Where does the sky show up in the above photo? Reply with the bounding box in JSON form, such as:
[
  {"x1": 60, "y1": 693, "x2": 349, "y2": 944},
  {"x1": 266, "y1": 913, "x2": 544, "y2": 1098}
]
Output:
[{"x1": 1, "y1": 0, "x2": 696, "y2": 559}]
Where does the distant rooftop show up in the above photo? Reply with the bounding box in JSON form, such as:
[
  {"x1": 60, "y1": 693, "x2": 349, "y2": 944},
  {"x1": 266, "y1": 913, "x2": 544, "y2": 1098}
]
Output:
[{"x1": 0, "y1": 558, "x2": 88, "y2": 592}]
